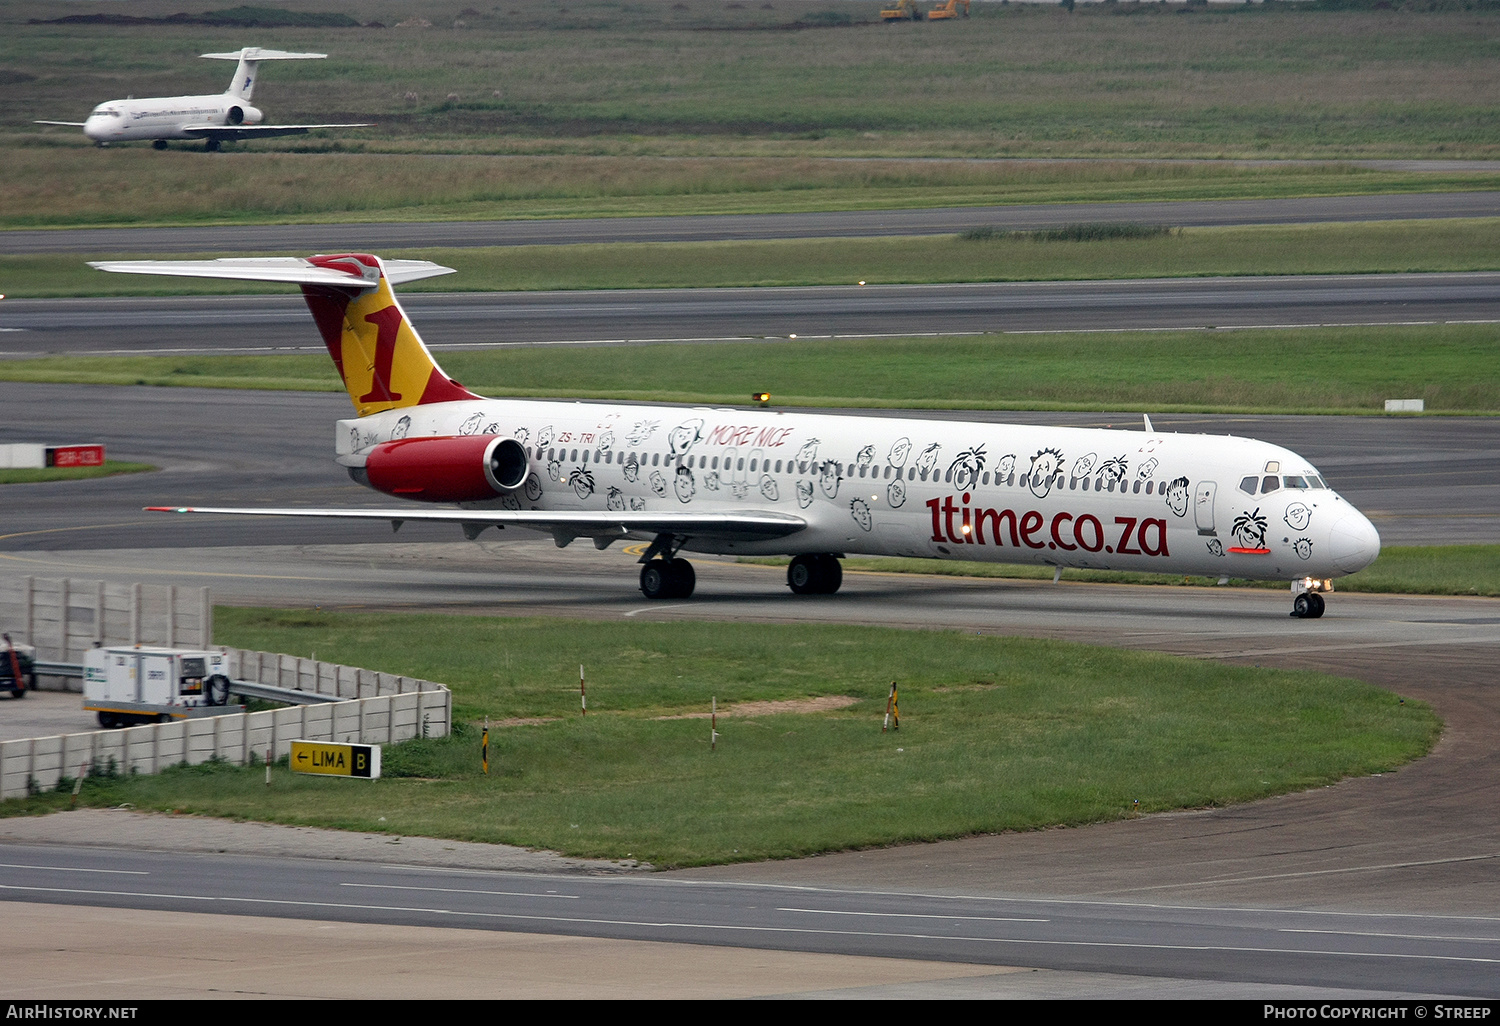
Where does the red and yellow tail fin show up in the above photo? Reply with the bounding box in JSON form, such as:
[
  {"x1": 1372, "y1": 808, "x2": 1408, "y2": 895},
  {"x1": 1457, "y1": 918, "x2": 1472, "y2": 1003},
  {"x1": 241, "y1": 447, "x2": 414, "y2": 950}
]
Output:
[{"x1": 89, "y1": 253, "x2": 481, "y2": 417}]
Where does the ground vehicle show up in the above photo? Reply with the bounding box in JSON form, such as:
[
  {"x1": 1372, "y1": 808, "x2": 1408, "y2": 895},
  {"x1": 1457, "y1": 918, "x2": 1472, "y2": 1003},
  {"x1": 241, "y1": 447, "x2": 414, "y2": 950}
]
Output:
[
  {"x1": 928, "y1": 0, "x2": 970, "y2": 19},
  {"x1": 881, "y1": 0, "x2": 923, "y2": 21},
  {"x1": 83, "y1": 645, "x2": 238, "y2": 727},
  {"x1": 2, "y1": 636, "x2": 36, "y2": 700}
]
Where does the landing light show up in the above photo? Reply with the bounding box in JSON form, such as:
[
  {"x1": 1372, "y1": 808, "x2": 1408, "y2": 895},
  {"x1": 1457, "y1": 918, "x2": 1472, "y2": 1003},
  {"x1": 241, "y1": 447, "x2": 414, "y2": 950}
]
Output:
[{"x1": 753, "y1": 392, "x2": 771, "y2": 406}]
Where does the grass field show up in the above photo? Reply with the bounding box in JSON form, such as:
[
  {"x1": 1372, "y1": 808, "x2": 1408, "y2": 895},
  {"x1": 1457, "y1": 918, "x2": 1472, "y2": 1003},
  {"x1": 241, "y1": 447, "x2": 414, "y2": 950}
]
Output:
[
  {"x1": 0, "y1": 460, "x2": 153, "y2": 485},
  {"x1": 753, "y1": 543, "x2": 1500, "y2": 597},
  {"x1": 0, "y1": 611, "x2": 1440, "y2": 866},
  {"x1": 3, "y1": 2, "x2": 1499, "y2": 229},
  {"x1": 7, "y1": 1, "x2": 1497, "y2": 157},
  {"x1": 9, "y1": 218, "x2": 1500, "y2": 296},
  {"x1": 6, "y1": 322, "x2": 1495, "y2": 414}
]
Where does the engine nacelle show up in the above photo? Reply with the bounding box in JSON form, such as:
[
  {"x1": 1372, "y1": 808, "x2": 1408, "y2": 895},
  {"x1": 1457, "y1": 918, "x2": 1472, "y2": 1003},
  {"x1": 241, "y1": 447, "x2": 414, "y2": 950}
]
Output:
[
  {"x1": 225, "y1": 104, "x2": 263, "y2": 126},
  {"x1": 363, "y1": 435, "x2": 528, "y2": 503}
]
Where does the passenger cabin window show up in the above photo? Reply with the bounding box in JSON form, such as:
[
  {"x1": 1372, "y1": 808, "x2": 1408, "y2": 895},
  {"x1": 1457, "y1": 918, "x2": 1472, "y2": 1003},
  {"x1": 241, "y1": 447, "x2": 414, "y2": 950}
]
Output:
[
  {"x1": 1239, "y1": 476, "x2": 1258, "y2": 495},
  {"x1": 1262, "y1": 476, "x2": 1281, "y2": 494}
]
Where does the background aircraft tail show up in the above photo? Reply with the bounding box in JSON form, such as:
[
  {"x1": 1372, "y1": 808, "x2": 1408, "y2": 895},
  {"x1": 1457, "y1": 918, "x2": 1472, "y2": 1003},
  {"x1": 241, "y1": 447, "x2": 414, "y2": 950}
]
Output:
[
  {"x1": 89, "y1": 254, "x2": 481, "y2": 417},
  {"x1": 201, "y1": 47, "x2": 328, "y2": 102}
]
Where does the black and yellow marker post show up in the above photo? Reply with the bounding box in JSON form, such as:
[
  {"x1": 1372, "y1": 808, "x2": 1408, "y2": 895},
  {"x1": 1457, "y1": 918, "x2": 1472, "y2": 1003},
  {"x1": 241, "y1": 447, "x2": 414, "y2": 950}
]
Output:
[
  {"x1": 482, "y1": 716, "x2": 490, "y2": 775},
  {"x1": 883, "y1": 682, "x2": 899, "y2": 733}
]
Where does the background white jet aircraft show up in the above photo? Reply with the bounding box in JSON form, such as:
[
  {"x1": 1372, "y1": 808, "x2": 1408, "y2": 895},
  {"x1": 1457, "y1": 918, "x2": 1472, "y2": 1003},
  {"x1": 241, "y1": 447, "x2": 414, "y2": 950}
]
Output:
[
  {"x1": 36, "y1": 47, "x2": 368, "y2": 151},
  {"x1": 91, "y1": 254, "x2": 1382, "y2": 619}
]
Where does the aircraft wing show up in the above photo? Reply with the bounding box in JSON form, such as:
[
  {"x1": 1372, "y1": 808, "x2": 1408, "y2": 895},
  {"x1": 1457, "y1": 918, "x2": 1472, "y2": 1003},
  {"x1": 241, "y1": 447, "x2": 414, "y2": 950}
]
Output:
[
  {"x1": 179, "y1": 123, "x2": 371, "y2": 140},
  {"x1": 34, "y1": 120, "x2": 87, "y2": 127},
  {"x1": 146, "y1": 505, "x2": 808, "y2": 546}
]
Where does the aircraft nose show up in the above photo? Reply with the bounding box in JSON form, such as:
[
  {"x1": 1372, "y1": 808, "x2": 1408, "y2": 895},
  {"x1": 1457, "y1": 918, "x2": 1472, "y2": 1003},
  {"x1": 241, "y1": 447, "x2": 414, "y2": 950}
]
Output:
[{"x1": 1329, "y1": 510, "x2": 1381, "y2": 574}]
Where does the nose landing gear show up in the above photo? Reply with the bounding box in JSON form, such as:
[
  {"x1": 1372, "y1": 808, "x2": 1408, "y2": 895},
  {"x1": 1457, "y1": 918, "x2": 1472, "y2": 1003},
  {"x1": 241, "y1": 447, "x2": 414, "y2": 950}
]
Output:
[{"x1": 1290, "y1": 577, "x2": 1331, "y2": 619}]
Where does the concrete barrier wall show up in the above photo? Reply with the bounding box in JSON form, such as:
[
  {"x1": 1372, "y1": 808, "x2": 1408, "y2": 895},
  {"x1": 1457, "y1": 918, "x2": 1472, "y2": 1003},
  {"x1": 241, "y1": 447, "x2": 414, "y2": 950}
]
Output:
[
  {"x1": 0, "y1": 576, "x2": 211, "y2": 688},
  {"x1": 0, "y1": 651, "x2": 451, "y2": 800}
]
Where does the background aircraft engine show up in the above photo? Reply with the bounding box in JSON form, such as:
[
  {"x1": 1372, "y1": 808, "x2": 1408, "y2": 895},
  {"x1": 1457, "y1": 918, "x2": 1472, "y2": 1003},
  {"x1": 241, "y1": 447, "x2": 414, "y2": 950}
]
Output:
[
  {"x1": 224, "y1": 104, "x2": 263, "y2": 125},
  {"x1": 364, "y1": 436, "x2": 528, "y2": 502}
]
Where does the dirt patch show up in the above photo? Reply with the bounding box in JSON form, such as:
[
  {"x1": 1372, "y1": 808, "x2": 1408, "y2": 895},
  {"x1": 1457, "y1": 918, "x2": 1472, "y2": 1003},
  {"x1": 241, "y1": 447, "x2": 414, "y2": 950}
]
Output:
[
  {"x1": 494, "y1": 717, "x2": 561, "y2": 728},
  {"x1": 656, "y1": 695, "x2": 860, "y2": 720}
]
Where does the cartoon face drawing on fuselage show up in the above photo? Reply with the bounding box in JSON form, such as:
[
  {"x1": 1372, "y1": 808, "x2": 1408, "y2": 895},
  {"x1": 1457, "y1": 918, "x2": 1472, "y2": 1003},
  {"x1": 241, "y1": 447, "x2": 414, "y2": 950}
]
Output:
[
  {"x1": 1293, "y1": 537, "x2": 1314, "y2": 559},
  {"x1": 948, "y1": 445, "x2": 986, "y2": 489},
  {"x1": 1027, "y1": 448, "x2": 1064, "y2": 499},
  {"x1": 512, "y1": 426, "x2": 529, "y2": 445},
  {"x1": 916, "y1": 443, "x2": 942, "y2": 477},
  {"x1": 888, "y1": 437, "x2": 912, "y2": 468},
  {"x1": 1206, "y1": 538, "x2": 1224, "y2": 557},
  {"x1": 536, "y1": 425, "x2": 555, "y2": 448},
  {"x1": 524, "y1": 473, "x2": 543, "y2": 502},
  {"x1": 391, "y1": 415, "x2": 412, "y2": 441},
  {"x1": 674, "y1": 465, "x2": 695, "y2": 503},
  {"x1": 629, "y1": 496, "x2": 647, "y2": 511},
  {"x1": 459, "y1": 413, "x2": 484, "y2": 435},
  {"x1": 546, "y1": 460, "x2": 563, "y2": 482},
  {"x1": 794, "y1": 438, "x2": 820, "y2": 468},
  {"x1": 669, "y1": 419, "x2": 704, "y2": 457},
  {"x1": 597, "y1": 430, "x2": 615, "y2": 453},
  {"x1": 622, "y1": 453, "x2": 640, "y2": 483},
  {"x1": 569, "y1": 467, "x2": 595, "y2": 499},
  {"x1": 760, "y1": 474, "x2": 779, "y2": 501},
  {"x1": 649, "y1": 470, "x2": 668, "y2": 497},
  {"x1": 819, "y1": 460, "x2": 841, "y2": 498},
  {"x1": 995, "y1": 453, "x2": 1016, "y2": 483},
  {"x1": 1071, "y1": 452, "x2": 1096, "y2": 483},
  {"x1": 1165, "y1": 476, "x2": 1191, "y2": 517},
  {"x1": 796, "y1": 480, "x2": 814, "y2": 508},
  {"x1": 1138, "y1": 457, "x2": 1159, "y2": 480},
  {"x1": 887, "y1": 478, "x2": 906, "y2": 508},
  {"x1": 850, "y1": 498, "x2": 873, "y2": 531},
  {"x1": 1284, "y1": 502, "x2": 1313, "y2": 531},
  {"x1": 703, "y1": 471, "x2": 721, "y2": 491},
  {"x1": 626, "y1": 420, "x2": 658, "y2": 446},
  {"x1": 500, "y1": 492, "x2": 521, "y2": 511},
  {"x1": 606, "y1": 486, "x2": 625, "y2": 511},
  {"x1": 1232, "y1": 508, "x2": 1268, "y2": 550},
  {"x1": 856, "y1": 445, "x2": 875, "y2": 467}
]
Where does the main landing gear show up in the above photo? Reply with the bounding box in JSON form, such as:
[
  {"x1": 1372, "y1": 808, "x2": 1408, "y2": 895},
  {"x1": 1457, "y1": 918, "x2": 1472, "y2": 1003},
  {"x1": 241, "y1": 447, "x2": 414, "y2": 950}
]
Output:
[
  {"x1": 1290, "y1": 577, "x2": 1330, "y2": 619},
  {"x1": 787, "y1": 553, "x2": 843, "y2": 595},
  {"x1": 640, "y1": 557, "x2": 696, "y2": 600}
]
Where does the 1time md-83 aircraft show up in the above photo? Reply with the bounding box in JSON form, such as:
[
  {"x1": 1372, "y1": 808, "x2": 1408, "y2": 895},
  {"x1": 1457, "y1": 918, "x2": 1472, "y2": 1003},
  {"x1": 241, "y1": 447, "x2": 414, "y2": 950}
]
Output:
[
  {"x1": 37, "y1": 48, "x2": 368, "y2": 151},
  {"x1": 92, "y1": 253, "x2": 1381, "y2": 618}
]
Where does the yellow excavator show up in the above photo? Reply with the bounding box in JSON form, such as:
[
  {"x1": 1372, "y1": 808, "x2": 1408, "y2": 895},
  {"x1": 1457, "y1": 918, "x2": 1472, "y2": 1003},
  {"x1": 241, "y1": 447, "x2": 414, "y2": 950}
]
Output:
[
  {"x1": 881, "y1": 0, "x2": 922, "y2": 21},
  {"x1": 926, "y1": 0, "x2": 970, "y2": 18}
]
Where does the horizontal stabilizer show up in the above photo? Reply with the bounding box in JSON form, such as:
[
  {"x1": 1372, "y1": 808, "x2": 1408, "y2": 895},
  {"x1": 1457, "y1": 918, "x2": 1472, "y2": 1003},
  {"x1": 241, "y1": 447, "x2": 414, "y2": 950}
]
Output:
[
  {"x1": 201, "y1": 48, "x2": 328, "y2": 61},
  {"x1": 89, "y1": 257, "x2": 456, "y2": 288},
  {"x1": 34, "y1": 120, "x2": 86, "y2": 127},
  {"x1": 146, "y1": 505, "x2": 808, "y2": 542}
]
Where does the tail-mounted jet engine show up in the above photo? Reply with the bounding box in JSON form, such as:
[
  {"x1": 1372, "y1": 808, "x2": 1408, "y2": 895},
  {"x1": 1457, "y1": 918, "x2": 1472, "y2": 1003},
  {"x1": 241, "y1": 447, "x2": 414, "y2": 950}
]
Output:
[
  {"x1": 361, "y1": 436, "x2": 528, "y2": 502},
  {"x1": 224, "y1": 104, "x2": 264, "y2": 126}
]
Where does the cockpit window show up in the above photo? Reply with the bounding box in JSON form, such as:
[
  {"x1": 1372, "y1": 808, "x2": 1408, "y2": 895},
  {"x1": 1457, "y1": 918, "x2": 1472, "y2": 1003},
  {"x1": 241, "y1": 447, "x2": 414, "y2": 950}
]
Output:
[
  {"x1": 1282, "y1": 475, "x2": 1308, "y2": 489},
  {"x1": 1239, "y1": 476, "x2": 1258, "y2": 495},
  {"x1": 1261, "y1": 475, "x2": 1281, "y2": 494},
  {"x1": 1308, "y1": 475, "x2": 1326, "y2": 488}
]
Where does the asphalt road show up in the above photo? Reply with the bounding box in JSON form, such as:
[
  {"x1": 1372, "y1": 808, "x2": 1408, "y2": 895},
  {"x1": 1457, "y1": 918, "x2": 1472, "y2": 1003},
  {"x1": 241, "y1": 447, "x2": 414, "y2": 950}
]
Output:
[
  {"x1": 6, "y1": 190, "x2": 1499, "y2": 253},
  {"x1": 1, "y1": 842, "x2": 1493, "y2": 998},
  {"x1": 7, "y1": 272, "x2": 1500, "y2": 354}
]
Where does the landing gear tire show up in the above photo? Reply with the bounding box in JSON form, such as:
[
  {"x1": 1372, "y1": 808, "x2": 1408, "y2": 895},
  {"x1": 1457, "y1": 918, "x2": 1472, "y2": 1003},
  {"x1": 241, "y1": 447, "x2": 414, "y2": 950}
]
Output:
[
  {"x1": 1292, "y1": 593, "x2": 1326, "y2": 619},
  {"x1": 787, "y1": 554, "x2": 843, "y2": 595},
  {"x1": 205, "y1": 138, "x2": 221, "y2": 152},
  {"x1": 152, "y1": 139, "x2": 168, "y2": 150},
  {"x1": 640, "y1": 557, "x2": 696, "y2": 600}
]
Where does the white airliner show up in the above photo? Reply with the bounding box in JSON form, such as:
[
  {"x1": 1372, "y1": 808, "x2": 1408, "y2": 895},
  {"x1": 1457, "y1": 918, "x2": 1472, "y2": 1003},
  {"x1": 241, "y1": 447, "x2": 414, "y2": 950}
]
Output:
[
  {"x1": 37, "y1": 48, "x2": 368, "y2": 151},
  {"x1": 92, "y1": 254, "x2": 1381, "y2": 618}
]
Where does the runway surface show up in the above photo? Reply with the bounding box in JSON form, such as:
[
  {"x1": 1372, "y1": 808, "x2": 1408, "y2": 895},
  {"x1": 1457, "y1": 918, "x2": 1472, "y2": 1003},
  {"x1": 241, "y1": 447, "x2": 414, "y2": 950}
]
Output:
[
  {"x1": 6, "y1": 272, "x2": 1500, "y2": 358},
  {"x1": 6, "y1": 190, "x2": 1499, "y2": 254}
]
